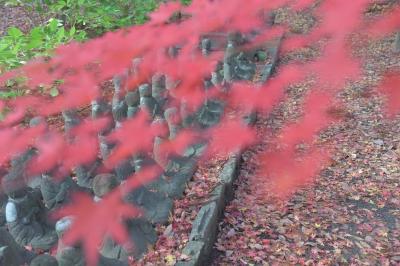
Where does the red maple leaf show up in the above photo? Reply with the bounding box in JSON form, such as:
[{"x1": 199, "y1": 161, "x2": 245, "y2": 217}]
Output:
[
  {"x1": 52, "y1": 190, "x2": 140, "y2": 266},
  {"x1": 206, "y1": 120, "x2": 256, "y2": 157},
  {"x1": 261, "y1": 147, "x2": 331, "y2": 198},
  {"x1": 105, "y1": 111, "x2": 162, "y2": 168}
]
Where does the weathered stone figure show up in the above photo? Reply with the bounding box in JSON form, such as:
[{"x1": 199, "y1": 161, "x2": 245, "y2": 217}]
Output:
[
  {"x1": 0, "y1": 227, "x2": 36, "y2": 266},
  {"x1": 152, "y1": 118, "x2": 169, "y2": 169},
  {"x1": 115, "y1": 160, "x2": 135, "y2": 182},
  {"x1": 180, "y1": 101, "x2": 196, "y2": 128},
  {"x1": 201, "y1": 38, "x2": 212, "y2": 56},
  {"x1": 91, "y1": 174, "x2": 157, "y2": 262},
  {"x1": 61, "y1": 109, "x2": 80, "y2": 133},
  {"x1": 98, "y1": 135, "x2": 134, "y2": 182},
  {"x1": 92, "y1": 99, "x2": 110, "y2": 119},
  {"x1": 25, "y1": 116, "x2": 48, "y2": 189},
  {"x1": 55, "y1": 217, "x2": 85, "y2": 266},
  {"x1": 223, "y1": 40, "x2": 236, "y2": 84},
  {"x1": 125, "y1": 184, "x2": 173, "y2": 224},
  {"x1": 0, "y1": 194, "x2": 6, "y2": 227},
  {"x1": 74, "y1": 159, "x2": 102, "y2": 189},
  {"x1": 124, "y1": 90, "x2": 140, "y2": 118},
  {"x1": 7, "y1": 146, "x2": 38, "y2": 189},
  {"x1": 29, "y1": 116, "x2": 46, "y2": 127},
  {"x1": 92, "y1": 99, "x2": 114, "y2": 136},
  {"x1": 164, "y1": 107, "x2": 181, "y2": 139},
  {"x1": 30, "y1": 254, "x2": 58, "y2": 266},
  {"x1": 197, "y1": 99, "x2": 224, "y2": 128},
  {"x1": 40, "y1": 174, "x2": 76, "y2": 211},
  {"x1": 151, "y1": 73, "x2": 168, "y2": 108},
  {"x1": 62, "y1": 110, "x2": 100, "y2": 189},
  {"x1": 139, "y1": 83, "x2": 159, "y2": 118},
  {"x1": 131, "y1": 58, "x2": 142, "y2": 76},
  {"x1": 167, "y1": 45, "x2": 180, "y2": 58},
  {"x1": 2, "y1": 177, "x2": 58, "y2": 251},
  {"x1": 232, "y1": 52, "x2": 256, "y2": 80},
  {"x1": 98, "y1": 134, "x2": 114, "y2": 162},
  {"x1": 92, "y1": 174, "x2": 119, "y2": 201},
  {"x1": 112, "y1": 76, "x2": 128, "y2": 128},
  {"x1": 211, "y1": 62, "x2": 224, "y2": 87},
  {"x1": 55, "y1": 217, "x2": 127, "y2": 266},
  {"x1": 133, "y1": 154, "x2": 156, "y2": 173}
]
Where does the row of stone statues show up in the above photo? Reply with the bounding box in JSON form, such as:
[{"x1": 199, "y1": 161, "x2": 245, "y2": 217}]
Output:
[{"x1": 0, "y1": 31, "x2": 263, "y2": 266}]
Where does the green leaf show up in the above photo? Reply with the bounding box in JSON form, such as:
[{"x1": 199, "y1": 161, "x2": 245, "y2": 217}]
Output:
[
  {"x1": 48, "y1": 18, "x2": 60, "y2": 32},
  {"x1": 8, "y1": 27, "x2": 23, "y2": 38},
  {"x1": 69, "y1": 26, "x2": 76, "y2": 37},
  {"x1": 56, "y1": 27, "x2": 65, "y2": 42},
  {"x1": 29, "y1": 27, "x2": 44, "y2": 39},
  {"x1": 26, "y1": 38, "x2": 43, "y2": 49}
]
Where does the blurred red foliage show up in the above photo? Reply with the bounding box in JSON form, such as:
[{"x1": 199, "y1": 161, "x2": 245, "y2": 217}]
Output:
[{"x1": 0, "y1": 0, "x2": 399, "y2": 264}]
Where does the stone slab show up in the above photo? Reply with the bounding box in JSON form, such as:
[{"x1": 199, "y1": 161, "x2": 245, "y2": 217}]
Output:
[{"x1": 219, "y1": 154, "x2": 241, "y2": 201}]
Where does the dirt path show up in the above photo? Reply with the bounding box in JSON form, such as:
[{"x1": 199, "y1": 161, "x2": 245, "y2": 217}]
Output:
[{"x1": 212, "y1": 15, "x2": 400, "y2": 266}]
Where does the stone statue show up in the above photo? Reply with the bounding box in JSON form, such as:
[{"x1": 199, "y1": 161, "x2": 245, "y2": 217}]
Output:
[
  {"x1": 164, "y1": 107, "x2": 181, "y2": 140},
  {"x1": 55, "y1": 217, "x2": 85, "y2": 266},
  {"x1": 0, "y1": 194, "x2": 6, "y2": 227},
  {"x1": 25, "y1": 117, "x2": 48, "y2": 189},
  {"x1": 91, "y1": 174, "x2": 157, "y2": 262},
  {"x1": 167, "y1": 46, "x2": 180, "y2": 58},
  {"x1": 55, "y1": 217, "x2": 127, "y2": 266},
  {"x1": 133, "y1": 154, "x2": 156, "y2": 173},
  {"x1": 151, "y1": 73, "x2": 168, "y2": 109},
  {"x1": 232, "y1": 52, "x2": 256, "y2": 80},
  {"x1": 98, "y1": 135, "x2": 114, "y2": 162},
  {"x1": 61, "y1": 110, "x2": 80, "y2": 133},
  {"x1": 201, "y1": 38, "x2": 212, "y2": 56},
  {"x1": 223, "y1": 32, "x2": 255, "y2": 82},
  {"x1": 211, "y1": 70, "x2": 223, "y2": 87},
  {"x1": 40, "y1": 174, "x2": 76, "y2": 211},
  {"x1": 139, "y1": 84, "x2": 159, "y2": 118},
  {"x1": 29, "y1": 116, "x2": 46, "y2": 127},
  {"x1": 112, "y1": 100, "x2": 127, "y2": 129},
  {"x1": 197, "y1": 99, "x2": 224, "y2": 128},
  {"x1": 91, "y1": 98, "x2": 110, "y2": 117},
  {"x1": 0, "y1": 227, "x2": 36, "y2": 266},
  {"x1": 125, "y1": 185, "x2": 173, "y2": 224},
  {"x1": 112, "y1": 76, "x2": 128, "y2": 128},
  {"x1": 8, "y1": 145, "x2": 38, "y2": 189},
  {"x1": 98, "y1": 136, "x2": 134, "y2": 182},
  {"x1": 30, "y1": 254, "x2": 58, "y2": 266},
  {"x1": 114, "y1": 160, "x2": 135, "y2": 182},
  {"x1": 74, "y1": 156, "x2": 103, "y2": 189},
  {"x1": 92, "y1": 174, "x2": 119, "y2": 201},
  {"x1": 100, "y1": 217, "x2": 157, "y2": 261},
  {"x1": 124, "y1": 90, "x2": 140, "y2": 118},
  {"x1": 131, "y1": 58, "x2": 142, "y2": 77},
  {"x1": 152, "y1": 118, "x2": 169, "y2": 169},
  {"x1": 91, "y1": 99, "x2": 114, "y2": 135},
  {"x1": 180, "y1": 101, "x2": 196, "y2": 128},
  {"x1": 2, "y1": 177, "x2": 58, "y2": 251},
  {"x1": 92, "y1": 99, "x2": 111, "y2": 118},
  {"x1": 223, "y1": 40, "x2": 235, "y2": 84}
]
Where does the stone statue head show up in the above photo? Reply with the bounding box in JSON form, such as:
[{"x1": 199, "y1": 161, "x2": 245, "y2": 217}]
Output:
[
  {"x1": 92, "y1": 174, "x2": 119, "y2": 198},
  {"x1": 1, "y1": 173, "x2": 27, "y2": 199},
  {"x1": 55, "y1": 216, "x2": 74, "y2": 239}
]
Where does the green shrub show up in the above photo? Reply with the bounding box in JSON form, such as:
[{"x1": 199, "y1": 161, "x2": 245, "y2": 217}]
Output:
[
  {"x1": 31, "y1": 0, "x2": 162, "y2": 37},
  {"x1": 0, "y1": 18, "x2": 85, "y2": 70}
]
